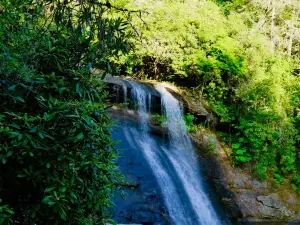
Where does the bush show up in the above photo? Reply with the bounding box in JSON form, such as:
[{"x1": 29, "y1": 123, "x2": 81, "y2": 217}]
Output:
[
  {"x1": 152, "y1": 113, "x2": 166, "y2": 126},
  {"x1": 0, "y1": 1, "x2": 128, "y2": 223},
  {"x1": 184, "y1": 113, "x2": 197, "y2": 133}
]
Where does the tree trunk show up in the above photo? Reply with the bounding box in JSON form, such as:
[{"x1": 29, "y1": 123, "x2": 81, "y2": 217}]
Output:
[
  {"x1": 287, "y1": 9, "x2": 295, "y2": 59},
  {"x1": 270, "y1": 0, "x2": 276, "y2": 53},
  {"x1": 153, "y1": 61, "x2": 159, "y2": 80}
]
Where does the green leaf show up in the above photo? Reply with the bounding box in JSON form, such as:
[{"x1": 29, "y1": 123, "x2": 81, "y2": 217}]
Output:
[
  {"x1": 44, "y1": 134, "x2": 54, "y2": 140},
  {"x1": 42, "y1": 196, "x2": 50, "y2": 204},
  {"x1": 59, "y1": 206, "x2": 67, "y2": 221},
  {"x1": 2, "y1": 158, "x2": 7, "y2": 164},
  {"x1": 9, "y1": 132, "x2": 19, "y2": 138},
  {"x1": 59, "y1": 87, "x2": 67, "y2": 94},
  {"x1": 6, "y1": 151, "x2": 13, "y2": 157},
  {"x1": 232, "y1": 143, "x2": 241, "y2": 149},
  {"x1": 18, "y1": 174, "x2": 27, "y2": 178},
  {"x1": 236, "y1": 149, "x2": 246, "y2": 155},
  {"x1": 8, "y1": 85, "x2": 16, "y2": 91},
  {"x1": 16, "y1": 96, "x2": 25, "y2": 103},
  {"x1": 18, "y1": 134, "x2": 23, "y2": 141},
  {"x1": 76, "y1": 83, "x2": 80, "y2": 93},
  {"x1": 46, "y1": 163, "x2": 50, "y2": 168},
  {"x1": 38, "y1": 132, "x2": 44, "y2": 139},
  {"x1": 76, "y1": 132, "x2": 84, "y2": 140},
  {"x1": 45, "y1": 187, "x2": 55, "y2": 192},
  {"x1": 29, "y1": 127, "x2": 37, "y2": 133},
  {"x1": 70, "y1": 175, "x2": 75, "y2": 185},
  {"x1": 10, "y1": 123, "x2": 20, "y2": 129},
  {"x1": 235, "y1": 156, "x2": 252, "y2": 163},
  {"x1": 58, "y1": 63, "x2": 63, "y2": 72}
]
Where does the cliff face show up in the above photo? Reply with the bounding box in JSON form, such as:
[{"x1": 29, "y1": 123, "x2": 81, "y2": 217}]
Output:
[
  {"x1": 185, "y1": 97, "x2": 300, "y2": 224},
  {"x1": 190, "y1": 129, "x2": 300, "y2": 224}
]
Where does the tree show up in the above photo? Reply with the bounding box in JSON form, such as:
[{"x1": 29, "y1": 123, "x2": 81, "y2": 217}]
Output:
[
  {"x1": 116, "y1": 0, "x2": 300, "y2": 191},
  {"x1": 0, "y1": 0, "x2": 130, "y2": 223}
]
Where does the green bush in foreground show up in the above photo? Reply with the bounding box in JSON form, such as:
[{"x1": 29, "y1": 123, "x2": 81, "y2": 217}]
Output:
[{"x1": 0, "y1": 0, "x2": 129, "y2": 223}]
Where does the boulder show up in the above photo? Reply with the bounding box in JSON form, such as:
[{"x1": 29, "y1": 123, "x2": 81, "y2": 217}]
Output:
[
  {"x1": 256, "y1": 194, "x2": 295, "y2": 219},
  {"x1": 257, "y1": 194, "x2": 282, "y2": 209}
]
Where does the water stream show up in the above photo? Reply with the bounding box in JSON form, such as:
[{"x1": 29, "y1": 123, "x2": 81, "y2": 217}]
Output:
[{"x1": 111, "y1": 80, "x2": 230, "y2": 224}]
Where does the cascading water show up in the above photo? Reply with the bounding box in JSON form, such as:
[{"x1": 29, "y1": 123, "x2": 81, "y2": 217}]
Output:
[
  {"x1": 128, "y1": 81, "x2": 151, "y2": 133},
  {"x1": 155, "y1": 84, "x2": 221, "y2": 225},
  {"x1": 111, "y1": 80, "x2": 229, "y2": 225}
]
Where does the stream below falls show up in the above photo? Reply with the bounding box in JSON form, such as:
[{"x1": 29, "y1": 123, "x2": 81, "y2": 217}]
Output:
[{"x1": 110, "y1": 80, "x2": 232, "y2": 224}]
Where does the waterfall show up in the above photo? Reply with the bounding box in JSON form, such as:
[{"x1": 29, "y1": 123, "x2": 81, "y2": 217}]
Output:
[
  {"x1": 114, "y1": 80, "x2": 224, "y2": 225},
  {"x1": 155, "y1": 84, "x2": 221, "y2": 225},
  {"x1": 128, "y1": 81, "x2": 151, "y2": 133},
  {"x1": 122, "y1": 84, "x2": 127, "y2": 104}
]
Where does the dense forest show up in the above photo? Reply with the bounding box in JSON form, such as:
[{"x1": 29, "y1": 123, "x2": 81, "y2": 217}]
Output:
[
  {"x1": 0, "y1": 0, "x2": 299, "y2": 224},
  {"x1": 113, "y1": 0, "x2": 300, "y2": 191}
]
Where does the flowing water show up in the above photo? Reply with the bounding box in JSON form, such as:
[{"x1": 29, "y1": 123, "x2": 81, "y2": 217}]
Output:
[{"x1": 111, "y1": 80, "x2": 231, "y2": 224}]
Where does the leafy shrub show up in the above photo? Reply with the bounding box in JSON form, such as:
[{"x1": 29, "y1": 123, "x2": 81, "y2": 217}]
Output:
[
  {"x1": 274, "y1": 173, "x2": 284, "y2": 184},
  {"x1": 0, "y1": 200, "x2": 14, "y2": 225},
  {"x1": 0, "y1": 0, "x2": 129, "y2": 223},
  {"x1": 152, "y1": 114, "x2": 166, "y2": 126},
  {"x1": 184, "y1": 113, "x2": 197, "y2": 133},
  {"x1": 292, "y1": 175, "x2": 300, "y2": 194}
]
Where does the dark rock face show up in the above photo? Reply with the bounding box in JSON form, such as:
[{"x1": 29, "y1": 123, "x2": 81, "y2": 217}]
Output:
[
  {"x1": 111, "y1": 118, "x2": 170, "y2": 225},
  {"x1": 256, "y1": 194, "x2": 294, "y2": 219}
]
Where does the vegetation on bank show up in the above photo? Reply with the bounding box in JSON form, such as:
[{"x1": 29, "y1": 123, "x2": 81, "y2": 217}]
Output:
[
  {"x1": 0, "y1": 1, "x2": 129, "y2": 223},
  {"x1": 113, "y1": 0, "x2": 300, "y2": 193}
]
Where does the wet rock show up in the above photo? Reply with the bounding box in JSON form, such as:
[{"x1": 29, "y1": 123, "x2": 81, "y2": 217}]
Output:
[
  {"x1": 256, "y1": 194, "x2": 295, "y2": 219},
  {"x1": 247, "y1": 178, "x2": 267, "y2": 190},
  {"x1": 240, "y1": 219, "x2": 287, "y2": 224},
  {"x1": 193, "y1": 132, "x2": 222, "y2": 155},
  {"x1": 233, "y1": 177, "x2": 245, "y2": 189},
  {"x1": 257, "y1": 194, "x2": 282, "y2": 209},
  {"x1": 290, "y1": 214, "x2": 300, "y2": 221},
  {"x1": 182, "y1": 95, "x2": 209, "y2": 117},
  {"x1": 239, "y1": 190, "x2": 261, "y2": 218}
]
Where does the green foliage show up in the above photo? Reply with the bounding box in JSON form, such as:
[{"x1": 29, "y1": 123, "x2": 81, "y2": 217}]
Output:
[
  {"x1": 0, "y1": 200, "x2": 14, "y2": 225},
  {"x1": 184, "y1": 113, "x2": 197, "y2": 133},
  {"x1": 0, "y1": 0, "x2": 129, "y2": 223},
  {"x1": 292, "y1": 175, "x2": 300, "y2": 194},
  {"x1": 116, "y1": 0, "x2": 300, "y2": 189},
  {"x1": 208, "y1": 143, "x2": 217, "y2": 153},
  {"x1": 152, "y1": 114, "x2": 166, "y2": 126},
  {"x1": 117, "y1": 102, "x2": 129, "y2": 109},
  {"x1": 232, "y1": 143, "x2": 252, "y2": 163},
  {"x1": 211, "y1": 102, "x2": 235, "y2": 123},
  {"x1": 274, "y1": 173, "x2": 284, "y2": 184}
]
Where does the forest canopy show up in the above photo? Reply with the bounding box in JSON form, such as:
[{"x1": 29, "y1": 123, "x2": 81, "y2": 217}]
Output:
[{"x1": 113, "y1": 0, "x2": 300, "y2": 193}]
